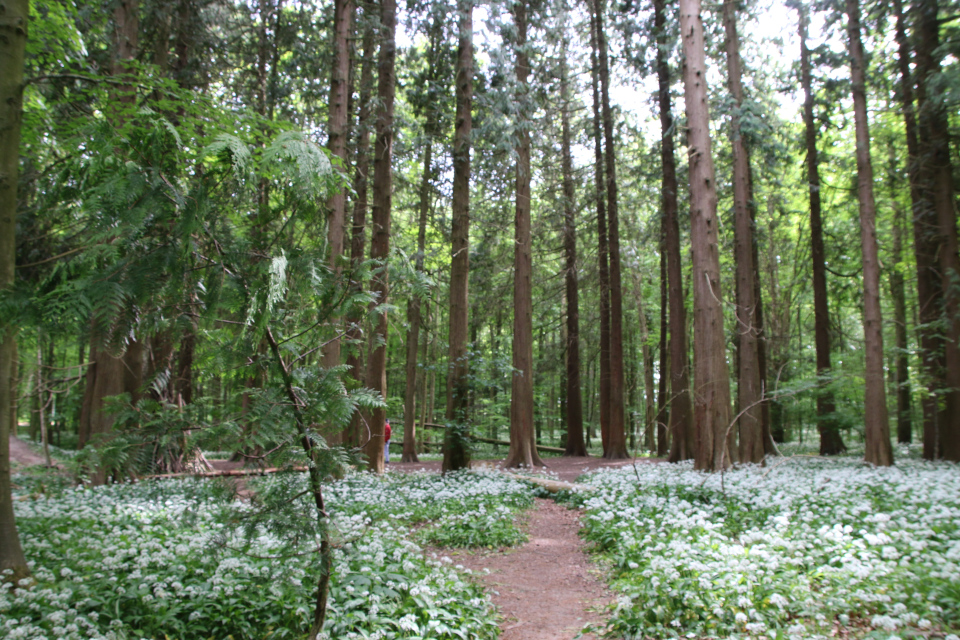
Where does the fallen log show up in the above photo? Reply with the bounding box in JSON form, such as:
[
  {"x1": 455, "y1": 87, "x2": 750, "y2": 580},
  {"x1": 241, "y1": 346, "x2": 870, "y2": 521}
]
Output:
[
  {"x1": 143, "y1": 466, "x2": 307, "y2": 480},
  {"x1": 502, "y1": 472, "x2": 596, "y2": 494},
  {"x1": 468, "y1": 435, "x2": 565, "y2": 454}
]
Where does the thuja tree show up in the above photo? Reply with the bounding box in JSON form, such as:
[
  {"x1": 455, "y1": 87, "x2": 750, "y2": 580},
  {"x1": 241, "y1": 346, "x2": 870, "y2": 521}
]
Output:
[{"x1": 8, "y1": 65, "x2": 383, "y2": 632}]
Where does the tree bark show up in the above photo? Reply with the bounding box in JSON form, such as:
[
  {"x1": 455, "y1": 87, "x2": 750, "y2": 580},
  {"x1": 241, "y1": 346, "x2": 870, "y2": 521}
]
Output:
[
  {"x1": 798, "y1": 5, "x2": 846, "y2": 456},
  {"x1": 656, "y1": 245, "x2": 669, "y2": 456},
  {"x1": 894, "y1": 0, "x2": 942, "y2": 460},
  {"x1": 588, "y1": 7, "x2": 611, "y2": 454},
  {"x1": 0, "y1": 0, "x2": 29, "y2": 582},
  {"x1": 655, "y1": 0, "x2": 694, "y2": 463},
  {"x1": 887, "y1": 146, "x2": 912, "y2": 444},
  {"x1": 679, "y1": 0, "x2": 733, "y2": 472},
  {"x1": 443, "y1": 0, "x2": 473, "y2": 471},
  {"x1": 505, "y1": 0, "x2": 543, "y2": 469},
  {"x1": 593, "y1": 0, "x2": 628, "y2": 460},
  {"x1": 915, "y1": 0, "x2": 960, "y2": 462},
  {"x1": 362, "y1": 0, "x2": 397, "y2": 473},
  {"x1": 343, "y1": 11, "x2": 376, "y2": 449},
  {"x1": 560, "y1": 38, "x2": 586, "y2": 457},
  {"x1": 846, "y1": 0, "x2": 892, "y2": 466},
  {"x1": 322, "y1": 0, "x2": 354, "y2": 376},
  {"x1": 723, "y1": 0, "x2": 761, "y2": 463}
]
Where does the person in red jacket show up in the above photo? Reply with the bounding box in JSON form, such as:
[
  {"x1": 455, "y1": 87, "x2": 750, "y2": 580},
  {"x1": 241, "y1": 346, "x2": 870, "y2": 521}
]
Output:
[{"x1": 384, "y1": 420, "x2": 392, "y2": 463}]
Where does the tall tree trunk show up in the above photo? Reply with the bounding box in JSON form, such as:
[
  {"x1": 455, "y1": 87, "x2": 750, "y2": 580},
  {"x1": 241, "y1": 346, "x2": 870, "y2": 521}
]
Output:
[
  {"x1": 409, "y1": 15, "x2": 444, "y2": 466},
  {"x1": 443, "y1": 0, "x2": 473, "y2": 471},
  {"x1": 752, "y1": 195, "x2": 773, "y2": 454},
  {"x1": 588, "y1": 8, "x2": 611, "y2": 453},
  {"x1": 0, "y1": 0, "x2": 29, "y2": 582},
  {"x1": 894, "y1": 0, "x2": 942, "y2": 460},
  {"x1": 679, "y1": 0, "x2": 733, "y2": 472},
  {"x1": 915, "y1": 0, "x2": 960, "y2": 462},
  {"x1": 887, "y1": 146, "x2": 913, "y2": 444},
  {"x1": 560, "y1": 38, "x2": 586, "y2": 457},
  {"x1": 36, "y1": 339, "x2": 51, "y2": 467},
  {"x1": 322, "y1": 0, "x2": 354, "y2": 377},
  {"x1": 343, "y1": 12, "x2": 376, "y2": 448},
  {"x1": 798, "y1": 5, "x2": 846, "y2": 455},
  {"x1": 656, "y1": 246, "x2": 670, "y2": 456},
  {"x1": 362, "y1": 0, "x2": 397, "y2": 473},
  {"x1": 634, "y1": 277, "x2": 656, "y2": 453},
  {"x1": 723, "y1": 0, "x2": 760, "y2": 463},
  {"x1": 593, "y1": 0, "x2": 628, "y2": 459},
  {"x1": 846, "y1": 0, "x2": 893, "y2": 466},
  {"x1": 655, "y1": 0, "x2": 694, "y2": 463},
  {"x1": 505, "y1": 0, "x2": 543, "y2": 469}
]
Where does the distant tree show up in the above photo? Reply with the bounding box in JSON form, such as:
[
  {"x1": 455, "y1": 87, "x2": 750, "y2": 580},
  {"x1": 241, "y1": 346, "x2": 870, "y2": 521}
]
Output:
[
  {"x1": 0, "y1": 0, "x2": 29, "y2": 586},
  {"x1": 796, "y1": 3, "x2": 846, "y2": 456},
  {"x1": 679, "y1": 0, "x2": 733, "y2": 471},
  {"x1": 593, "y1": 0, "x2": 628, "y2": 459},
  {"x1": 344, "y1": 10, "x2": 377, "y2": 448},
  {"x1": 893, "y1": 0, "x2": 939, "y2": 454},
  {"x1": 845, "y1": 0, "x2": 892, "y2": 466},
  {"x1": 588, "y1": 5, "x2": 611, "y2": 453},
  {"x1": 559, "y1": 28, "x2": 586, "y2": 458}
]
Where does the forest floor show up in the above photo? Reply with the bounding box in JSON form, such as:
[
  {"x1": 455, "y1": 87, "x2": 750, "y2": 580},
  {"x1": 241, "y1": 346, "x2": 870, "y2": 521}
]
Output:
[
  {"x1": 10, "y1": 438, "x2": 652, "y2": 639},
  {"x1": 397, "y1": 456, "x2": 657, "y2": 639},
  {"x1": 8, "y1": 435, "x2": 56, "y2": 469},
  {"x1": 438, "y1": 497, "x2": 613, "y2": 640}
]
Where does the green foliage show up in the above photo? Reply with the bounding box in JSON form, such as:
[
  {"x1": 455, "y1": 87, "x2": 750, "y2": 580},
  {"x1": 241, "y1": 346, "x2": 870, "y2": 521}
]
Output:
[{"x1": 6, "y1": 470, "x2": 532, "y2": 639}]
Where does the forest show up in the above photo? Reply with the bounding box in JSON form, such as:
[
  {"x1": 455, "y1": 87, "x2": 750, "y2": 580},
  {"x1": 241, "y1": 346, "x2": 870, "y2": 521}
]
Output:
[{"x1": 1, "y1": 0, "x2": 960, "y2": 637}]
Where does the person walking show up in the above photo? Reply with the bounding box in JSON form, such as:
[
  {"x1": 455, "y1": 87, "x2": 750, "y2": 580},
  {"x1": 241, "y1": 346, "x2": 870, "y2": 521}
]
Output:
[{"x1": 384, "y1": 419, "x2": 392, "y2": 463}]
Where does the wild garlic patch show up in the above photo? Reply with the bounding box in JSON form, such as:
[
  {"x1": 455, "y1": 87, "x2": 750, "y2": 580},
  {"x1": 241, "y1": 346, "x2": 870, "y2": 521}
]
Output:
[
  {"x1": 3, "y1": 469, "x2": 534, "y2": 639},
  {"x1": 571, "y1": 458, "x2": 960, "y2": 640}
]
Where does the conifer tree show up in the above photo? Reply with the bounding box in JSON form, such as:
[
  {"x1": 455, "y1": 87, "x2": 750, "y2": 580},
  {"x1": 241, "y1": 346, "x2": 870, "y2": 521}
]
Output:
[
  {"x1": 679, "y1": 0, "x2": 733, "y2": 471},
  {"x1": 505, "y1": 0, "x2": 543, "y2": 469},
  {"x1": 845, "y1": 0, "x2": 892, "y2": 466},
  {"x1": 444, "y1": 0, "x2": 474, "y2": 471},
  {"x1": 362, "y1": 0, "x2": 398, "y2": 473}
]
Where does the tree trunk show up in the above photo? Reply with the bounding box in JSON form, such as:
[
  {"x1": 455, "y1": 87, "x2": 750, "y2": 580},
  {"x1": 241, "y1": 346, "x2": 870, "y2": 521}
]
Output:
[
  {"x1": 846, "y1": 0, "x2": 892, "y2": 466},
  {"x1": 588, "y1": 7, "x2": 611, "y2": 454},
  {"x1": 656, "y1": 246, "x2": 670, "y2": 456},
  {"x1": 723, "y1": 0, "x2": 761, "y2": 463},
  {"x1": 894, "y1": 0, "x2": 942, "y2": 460},
  {"x1": 593, "y1": 0, "x2": 628, "y2": 460},
  {"x1": 887, "y1": 147, "x2": 912, "y2": 444},
  {"x1": 322, "y1": 0, "x2": 354, "y2": 376},
  {"x1": 362, "y1": 0, "x2": 397, "y2": 474},
  {"x1": 343, "y1": 12, "x2": 376, "y2": 449},
  {"x1": 915, "y1": 0, "x2": 960, "y2": 462},
  {"x1": 635, "y1": 280, "x2": 656, "y2": 453},
  {"x1": 655, "y1": 0, "x2": 694, "y2": 463},
  {"x1": 408, "y1": 15, "x2": 444, "y2": 466},
  {"x1": 560, "y1": 36, "x2": 586, "y2": 458},
  {"x1": 0, "y1": 0, "x2": 29, "y2": 582},
  {"x1": 798, "y1": 5, "x2": 846, "y2": 456},
  {"x1": 443, "y1": 0, "x2": 473, "y2": 472},
  {"x1": 679, "y1": 0, "x2": 733, "y2": 472},
  {"x1": 505, "y1": 0, "x2": 543, "y2": 469}
]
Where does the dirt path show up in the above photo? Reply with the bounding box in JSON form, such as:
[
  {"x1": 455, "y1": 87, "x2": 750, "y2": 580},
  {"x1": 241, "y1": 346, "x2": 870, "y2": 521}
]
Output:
[
  {"x1": 444, "y1": 497, "x2": 613, "y2": 640},
  {"x1": 8, "y1": 435, "x2": 53, "y2": 469}
]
